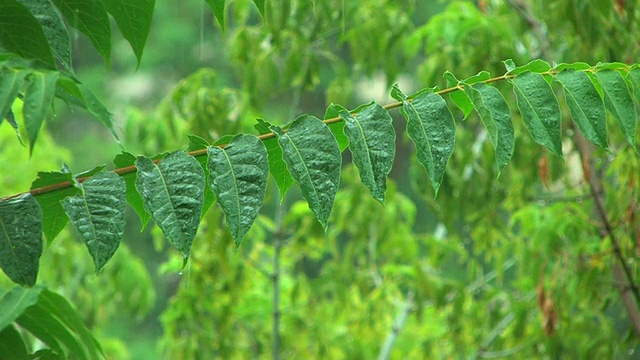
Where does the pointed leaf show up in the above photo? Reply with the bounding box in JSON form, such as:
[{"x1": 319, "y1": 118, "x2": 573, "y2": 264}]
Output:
[
  {"x1": 255, "y1": 118, "x2": 294, "y2": 202},
  {"x1": 509, "y1": 71, "x2": 563, "y2": 156},
  {"x1": 135, "y1": 151, "x2": 205, "y2": 259},
  {"x1": 23, "y1": 71, "x2": 59, "y2": 154},
  {"x1": 31, "y1": 171, "x2": 79, "y2": 243},
  {"x1": 555, "y1": 69, "x2": 608, "y2": 148},
  {"x1": 595, "y1": 70, "x2": 637, "y2": 149},
  {"x1": 391, "y1": 85, "x2": 455, "y2": 194},
  {"x1": 339, "y1": 102, "x2": 395, "y2": 203},
  {"x1": 444, "y1": 71, "x2": 474, "y2": 119},
  {"x1": 0, "y1": 68, "x2": 26, "y2": 123},
  {"x1": 207, "y1": 134, "x2": 268, "y2": 246},
  {"x1": 205, "y1": 0, "x2": 225, "y2": 31},
  {"x1": 113, "y1": 152, "x2": 150, "y2": 228},
  {"x1": 17, "y1": 0, "x2": 72, "y2": 73},
  {"x1": 271, "y1": 116, "x2": 341, "y2": 230},
  {"x1": 0, "y1": 0, "x2": 56, "y2": 68},
  {"x1": 102, "y1": 0, "x2": 155, "y2": 67},
  {"x1": 464, "y1": 83, "x2": 514, "y2": 175},
  {"x1": 252, "y1": 0, "x2": 265, "y2": 18},
  {"x1": 0, "y1": 285, "x2": 43, "y2": 330},
  {"x1": 61, "y1": 171, "x2": 126, "y2": 273},
  {"x1": 77, "y1": 84, "x2": 119, "y2": 141},
  {"x1": 0, "y1": 194, "x2": 42, "y2": 287},
  {"x1": 507, "y1": 59, "x2": 551, "y2": 75},
  {"x1": 50, "y1": 0, "x2": 111, "y2": 65}
]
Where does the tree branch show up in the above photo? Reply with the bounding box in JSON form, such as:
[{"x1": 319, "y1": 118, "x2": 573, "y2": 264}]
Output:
[{"x1": 377, "y1": 291, "x2": 414, "y2": 360}]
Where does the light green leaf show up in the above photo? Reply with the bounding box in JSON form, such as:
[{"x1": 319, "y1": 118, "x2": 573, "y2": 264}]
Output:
[
  {"x1": 17, "y1": 0, "x2": 72, "y2": 73},
  {"x1": 0, "y1": 68, "x2": 26, "y2": 123},
  {"x1": 207, "y1": 134, "x2": 268, "y2": 246},
  {"x1": 255, "y1": 118, "x2": 294, "y2": 202},
  {"x1": 464, "y1": 71, "x2": 491, "y2": 85},
  {"x1": 628, "y1": 68, "x2": 640, "y2": 105},
  {"x1": 0, "y1": 324, "x2": 29, "y2": 360},
  {"x1": 0, "y1": 0, "x2": 56, "y2": 68},
  {"x1": 444, "y1": 71, "x2": 474, "y2": 119},
  {"x1": 339, "y1": 102, "x2": 395, "y2": 203},
  {"x1": 595, "y1": 70, "x2": 637, "y2": 149},
  {"x1": 61, "y1": 171, "x2": 126, "y2": 274},
  {"x1": 555, "y1": 69, "x2": 607, "y2": 148},
  {"x1": 0, "y1": 285, "x2": 43, "y2": 330},
  {"x1": 271, "y1": 115, "x2": 341, "y2": 230},
  {"x1": 391, "y1": 85, "x2": 455, "y2": 195},
  {"x1": 50, "y1": 0, "x2": 111, "y2": 65},
  {"x1": 31, "y1": 171, "x2": 79, "y2": 243},
  {"x1": 554, "y1": 62, "x2": 591, "y2": 71},
  {"x1": 507, "y1": 59, "x2": 551, "y2": 75},
  {"x1": 509, "y1": 71, "x2": 563, "y2": 156},
  {"x1": 135, "y1": 151, "x2": 205, "y2": 260},
  {"x1": 464, "y1": 83, "x2": 514, "y2": 175},
  {"x1": 0, "y1": 194, "x2": 42, "y2": 287},
  {"x1": 114, "y1": 152, "x2": 150, "y2": 228},
  {"x1": 23, "y1": 70, "x2": 59, "y2": 154},
  {"x1": 102, "y1": 0, "x2": 155, "y2": 67},
  {"x1": 205, "y1": 0, "x2": 225, "y2": 31}
]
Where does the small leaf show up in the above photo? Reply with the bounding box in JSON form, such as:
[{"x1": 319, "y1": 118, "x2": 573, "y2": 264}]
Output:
[
  {"x1": 23, "y1": 70, "x2": 59, "y2": 154},
  {"x1": 444, "y1": 71, "x2": 474, "y2": 119},
  {"x1": 391, "y1": 85, "x2": 455, "y2": 195},
  {"x1": 509, "y1": 71, "x2": 563, "y2": 156},
  {"x1": 102, "y1": 0, "x2": 155, "y2": 68},
  {"x1": 0, "y1": 68, "x2": 27, "y2": 124},
  {"x1": 61, "y1": 171, "x2": 126, "y2": 273},
  {"x1": 555, "y1": 69, "x2": 607, "y2": 148},
  {"x1": 0, "y1": 285, "x2": 43, "y2": 330},
  {"x1": 503, "y1": 59, "x2": 517, "y2": 73},
  {"x1": 595, "y1": 70, "x2": 637, "y2": 149},
  {"x1": 205, "y1": 0, "x2": 225, "y2": 31},
  {"x1": 187, "y1": 134, "x2": 210, "y2": 151},
  {"x1": 595, "y1": 62, "x2": 628, "y2": 71},
  {"x1": 323, "y1": 103, "x2": 350, "y2": 151},
  {"x1": 113, "y1": 152, "x2": 150, "y2": 228},
  {"x1": 509, "y1": 59, "x2": 552, "y2": 75},
  {"x1": 464, "y1": 71, "x2": 491, "y2": 85},
  {"x1": 135, "y1": 151, "x2": 205, "y2": 260},
  {"x1": 208, "y1": 134, "x2": 268, "y2": 246},
  {"x1": 50, "y1": 0, "x2": 111, "y2": 65},
  {"x1": 0, "y1": 194, "x2": 43, "y2": 287},
  {"x1": 464, "y1": 83, "x2": 514, "y2": 175},
  {"x1": 255, "y1": 118, "x2": 294, "y2": 202},
  {"x1": 0, "y1": 0, "x2": 56, "y2": 68},
  {"x1": 271, "y1": 116, "x2": 341, "y2": 230},
  {"x1": 554, "y1": 62, "x2": 591, "y2": 71},
  {"x1": 187, "y1": 135, "x2": 216, "y2": 219},
  {"x1": 77, "y1": 84, "x2": 119, "y2": 141},
  {"x1": 31, "y1": 171, "x2": 78, "y2": 243},
  {"x1": 339, "y1": 102, "x2": 395, "y2": 203}
]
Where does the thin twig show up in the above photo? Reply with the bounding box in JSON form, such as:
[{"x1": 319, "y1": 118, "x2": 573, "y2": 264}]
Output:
[{"x1": 377, "y1": 291, "x2": 414, "y2": 360}]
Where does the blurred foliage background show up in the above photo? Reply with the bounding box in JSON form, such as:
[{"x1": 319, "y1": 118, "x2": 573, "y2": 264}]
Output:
[{"x1": 2, "y1": 0, "x2": 640, "y2": 358}]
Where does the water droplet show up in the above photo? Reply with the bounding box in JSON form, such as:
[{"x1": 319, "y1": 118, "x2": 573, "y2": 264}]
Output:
[{"x1": 178, "y1": 271, "x2": 183, "y2": 276}]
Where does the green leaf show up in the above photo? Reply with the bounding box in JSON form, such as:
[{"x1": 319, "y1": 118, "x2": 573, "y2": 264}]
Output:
[
  {"x1": 255, "y1": 118, "x2": 294, "y2": 202},
  {"x1": 271, "y1": 116, "x2": 342, "y2": 230},
  {"x1": 17, "y1": 0, "x2": 72, "y2": 73},
  {"x1": 135, "y1": 151, "x2": 205, "y2": 260},
  {"x1": 339, "y1": 102, "x2": 395, "y2": 203},
  {"x1": 61, "y1": 171, "x2": 126, "y2": 274},
  {"x1": 50, "y1": 0, "x2": 111, "y2": 65},
  {"x1": 323, "y1": 103, "x2": 350, "y2": 151},
  {"x1": 595, "y1": 70, "x2": 637, "y2": 149},
  {"x1": 31, "y1": 171, "x2": 79, "y2": 243},
  {"x1": 391, "y1": 85, "x2": 455, "y2": 195},
  {"x1": 0, "y1": 0, "x2": 56, "y2": 68},
  {"x1": 509, "y1": 71, "x2": 563, "y2": 156},
  {"x1": 0, "y1": 194, "x2": 42, "y2": 286},
  {"x1": 252, "y1": 0, "x2": 265, "y2": 18},
  {"x1": 0, "y1": 285, "x2": 43, "y2": 330},
  {"x1": 101, "y1": 0, "x2": 155, "y2": 68},
  {"x1": 464, "y1": 83, "x2": 514, "y2": 175},
  {"x1": 23, "y1": 70, "x2": 59, "y2": 154},
  {"x1": 207, "y1": 134, "x2": 268, "y2": 246},
  {"x1": 205, "y1": 0, "x2": 225, "y2": 31},
  {"x1": 554, "y1": 62, "x2": 591, "y2": 71},
  {"x1": 0, "y1": 68, "x2": 26, "y2": 123},
  {"x1": 187, "y1": 134, "x2": 209, "y2": 151},
  {"x1": 444, "y1": 71, "x2": 474, "y2": 119},
  {"x1": 464, "y1": 71, "x2": 491, "y2": 85},
  {"x1": 187, "y1": 135, "x2": 216, "y2": 219},
  {"x1": 77, "y1": 83, "x2": 119, "y2": 141},
  {"x1": 555, "y1": 69, "x2": 608, "y2": 148},
  {"x1": 113, "y1": 152, "x2": 150, "y2": 228},
  {"x1": 628, "y1": 68, "x2": 640, "y2": 105},
  {"x1": 595, "y1": 62, "x2": 628, "y2": 71},
  {"x1": 507, "y1": 59, "x2": 551, "y2": 75},
  {"x1": 0, "y1": 324, "x2": 29, "y2": 360}
]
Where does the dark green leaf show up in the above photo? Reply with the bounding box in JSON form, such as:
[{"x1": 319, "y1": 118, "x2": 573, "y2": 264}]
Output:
[
  {"x1": 77, "y1": 84, "x2": 119, "y2": 141},
  {"x1": 0, "y1": 285, "x2": 43, "y2": 330},
  {"x1": 50, "y1": 0, "x2": 111, "y2": 65},
  {"x1": 205, "y1": 0, "x2": 225, "y2": 31},
  {"x1": 54, "y1": 76, "x2": 85, "y2": 107},
  {"x1": 113, "y1": 152, "x2": 150, "y2": 228},
  {"x1": 187, "y1": 134, "x2": 209, "y2": 151},
  {"x1": 187, "y1": 136, "x2": 215, "y2": 220},
  {"x1": 323, "y1": 104, "x2": 350, "y2": 151},
  {"x1": 0, "y1": 324, "x2": 29, "y2": 360},
  {"x1": 255, "y1": 118, "x2": 294, "y2": 202},
  {"x1": 271, "y1": 116, "x2": 341, "y2": 230},
  {"x1": 509, "y1": 71, "x2": 563, "y2": 156},
  {"x1": 0, "y1": 0, "x2": 56, "y2": 68},
  {"x1": 0, "y1": 68, "x2": 26, "y2": 124},
  {"x1": 23, "y1": 70, "x2": 59, "y2": 154},
  {"x1": 17, "y1": 0, "x2": 72, "y2": 73},
  {"x1": 207, "y1": 134, "x2": 268, "y2": 246},
  {"x1": 391, "y1": 85, "x2": 455, "y2": 195},
  {"x1": 31, "y1": 171, "x2": 78, "y2": 243},
  {"x1": 0, "y1": 194, "x2": 42, "y2": 286},
  {"x1": 252, "y1": 0, "x2": 265, "y2": 18},
  {"x1": 464, "y1": 83, "x2": 514, "y2": 175},
  {"x1": 596, "y1": 70, "x2": 637, "y2": 149},
  {"x1": 135, "y1": 151, "x2": 205, "y2": 260},
  {"x1": 61, "y1": 172, "x2": 126, "y2": 273},
  {"x1": 444, "y1": 71, "x2": 474, "y2": 119},
  {"x1": 555, "y1": 69, "x2": 608, "y2": 148},
  {"x1": 102, "y1": 0, "x2": 155, "y2": 67},
  {"x1": 339, "y1": 102, "x2": 395, "y2": 203}
]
